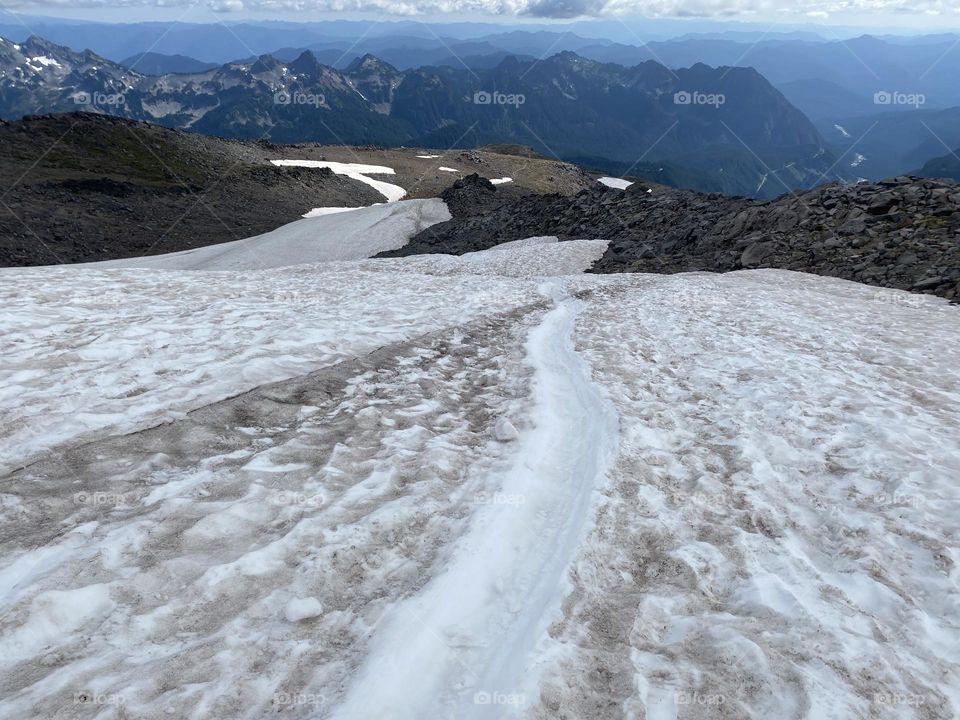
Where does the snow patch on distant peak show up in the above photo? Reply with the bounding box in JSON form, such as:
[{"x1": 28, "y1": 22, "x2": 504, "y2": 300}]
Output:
[
  {"x1": 489, "y1": 177, "x2": 513, "y2": 185},
  {"x1": 29, "y1": 56, "x2": 61, "y2": 68}
]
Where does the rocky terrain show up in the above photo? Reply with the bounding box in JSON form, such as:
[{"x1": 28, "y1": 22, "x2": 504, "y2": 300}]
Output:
[
  {"x1": 386, "y1": 174, "x2": 960, "y2": 301},
  {"x1": 0, "y1": 114, "x2": 591, "y2": 266},
  {"x1": 0, "y1": 113, "x2": 381, "y2": 265}
]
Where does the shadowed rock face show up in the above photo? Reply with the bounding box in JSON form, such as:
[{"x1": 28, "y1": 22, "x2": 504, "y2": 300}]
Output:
[{"x1": 386, "y1": 174, "x2": 960, "y2": 302}]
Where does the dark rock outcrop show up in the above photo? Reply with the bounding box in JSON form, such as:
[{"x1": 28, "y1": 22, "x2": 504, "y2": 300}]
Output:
[{"x1": 384, "y1": 175, "x2": 960, "y2": 302}]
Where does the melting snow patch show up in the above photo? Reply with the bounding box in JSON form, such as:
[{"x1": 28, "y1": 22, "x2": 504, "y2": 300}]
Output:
[
  {"x1": 271, "y1": 159, "x2": 406, "y2": 202},
  {"x1": 370, "y1": 236, "x2": 610, "y2": 278},
  {"x1": 598, "y1": 176, "x2": 632, "y2": 190},
  {"x1": 438, "y1": 167, "x2": 459, "y2": 172},
  {"x1": 89, "y1": 199, "x2": 450, "y2": 271},
  {"x1": 489, "y1": 177, "x2": 513, "y2": 185},
  {"x1": 416, "y1": 154, "x2": 441, "y2": 159}
]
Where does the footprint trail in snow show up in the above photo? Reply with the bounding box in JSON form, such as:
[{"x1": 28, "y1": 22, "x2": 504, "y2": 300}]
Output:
[{"x1": 331, "y1": 283, "x2": 618, "y2": 720}]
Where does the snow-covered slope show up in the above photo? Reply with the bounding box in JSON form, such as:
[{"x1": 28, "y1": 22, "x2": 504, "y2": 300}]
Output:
[
  {"x1": 1, "y1": 238, "x2": 958, "y2": 720},
  {"x1": 91, "y1": 198, "x2": 449, "y2": 270}
]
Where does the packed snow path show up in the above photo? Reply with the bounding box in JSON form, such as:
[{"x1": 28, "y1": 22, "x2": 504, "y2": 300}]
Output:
[
  {"x1": 0, "y1": 236, "x2": 958, "y2": 719},
  {"x1": 331, "y1": 283, "x2": 617, "y2": 719}
]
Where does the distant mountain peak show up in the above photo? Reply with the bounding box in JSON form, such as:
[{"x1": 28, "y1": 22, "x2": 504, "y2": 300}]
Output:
[
  {"x1": 287, "y1": 50, "x2": 322, "y2": 77},
  {"x1": 346, "y1": 53, "x2": 398, "y2": 75},
  {"x1": 250, "y1": 54, "x2": 284, "y2": 74}
]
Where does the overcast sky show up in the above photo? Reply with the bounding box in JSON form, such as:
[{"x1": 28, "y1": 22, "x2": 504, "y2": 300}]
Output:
[{"x1": 4, "y1": 0, "x2": 959, "y2": 29}]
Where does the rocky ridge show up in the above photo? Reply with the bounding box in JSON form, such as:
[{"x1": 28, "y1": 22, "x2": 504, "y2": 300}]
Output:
[
  {"x1": 384, "y1": 174, "x2": 960, "y2": 302},
  {"x1": 0, "y1": 113, "x2": 383, "y2": 266}
]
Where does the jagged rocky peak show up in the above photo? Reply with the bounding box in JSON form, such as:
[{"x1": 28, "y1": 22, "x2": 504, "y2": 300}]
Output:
[
  {"x1": 287, "y1": 50, "x2": 322, "y2": 77},
  {"x1": 346, "y1": 53, "x2": 399, "y2": 75},
  {"x1": 249, "y1": 54, "x2": 285, "y2": 74},
  {"x1": 21, "y1": 35, "x2": 64, "y2": 54}
]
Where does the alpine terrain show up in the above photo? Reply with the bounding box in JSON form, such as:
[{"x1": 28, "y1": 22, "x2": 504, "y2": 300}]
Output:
[{"x1": 1, "y1": 11, "x2": 959, "y2": 720}]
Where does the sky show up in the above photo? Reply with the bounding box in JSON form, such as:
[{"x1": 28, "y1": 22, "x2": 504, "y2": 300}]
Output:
[{"x1": 3, "y1": 0, "x2": 959, "y2": 30}]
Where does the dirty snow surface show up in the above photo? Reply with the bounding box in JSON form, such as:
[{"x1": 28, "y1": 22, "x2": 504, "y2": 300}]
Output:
[
  {"x1": 90, "y1": 199, "x2": 449, "y2": 270},
  {"x1": 2, "y1": 231, "x2": 959, "y2": 720}
]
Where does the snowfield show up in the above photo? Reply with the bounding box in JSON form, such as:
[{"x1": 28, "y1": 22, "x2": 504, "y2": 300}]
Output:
[
  {"x1": 89, "y1": 199, "x2": 449, "y2": 270},
  {"x1": 1, "y1": 214, "x2": 958, "y2": 720}
]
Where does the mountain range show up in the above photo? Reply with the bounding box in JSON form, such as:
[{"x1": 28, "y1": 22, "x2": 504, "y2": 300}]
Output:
[
  {"x1": 0, "y1": 35, "x2": 841, "y2": 199},
  {"x1": 919, "y1": 147, "x2": 960, "y2": 181}
]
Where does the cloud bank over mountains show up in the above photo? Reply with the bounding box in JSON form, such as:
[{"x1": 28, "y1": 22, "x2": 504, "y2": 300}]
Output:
[{"x1": 5, "y1": 0, "x2": 960, "y2": 20}]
